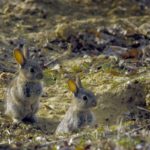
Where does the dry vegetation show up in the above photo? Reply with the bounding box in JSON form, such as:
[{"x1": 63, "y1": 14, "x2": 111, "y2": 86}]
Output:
[{"x1": 0, "y1": 0, "x2": 150, "y2": 149}]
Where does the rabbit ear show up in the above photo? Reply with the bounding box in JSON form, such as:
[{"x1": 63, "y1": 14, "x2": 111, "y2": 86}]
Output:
[
  {"x1": 13, "y1": 48, "x2": 25, "y2": 65},
  {"x1": 68, "y1": 79, "x2": 77, "y2": 93},
  {"x1": 23, "y1": 48, "x2": 30, "y2": 59},
  {"x1": 76, "y1": 76, "x2": 82, "y2": 88}
]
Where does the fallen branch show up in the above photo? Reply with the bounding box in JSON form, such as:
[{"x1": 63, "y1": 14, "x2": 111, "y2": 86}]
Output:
[
  {"x1": 38, "y1": 132, "x2": 92, "y2": 148},
  {"x1": 137, "y1": 106, "x2": 150, "y2": 113},
  {"x1": 126, "y1": 123, "x2": 150, "y2": 135}
]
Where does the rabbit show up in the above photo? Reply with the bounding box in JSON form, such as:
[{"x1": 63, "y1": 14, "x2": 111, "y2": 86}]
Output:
[
  {"x1": 5, "y1": 48, "x2": 43, "y2": 124},
  {"x1": 55, "y1": 76, "x2": 97, "y2": 134}
]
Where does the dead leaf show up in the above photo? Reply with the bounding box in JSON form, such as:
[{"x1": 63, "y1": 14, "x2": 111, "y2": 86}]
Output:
[{"x1": 121, "y1": 49, "x2": 141, "y2": 59}]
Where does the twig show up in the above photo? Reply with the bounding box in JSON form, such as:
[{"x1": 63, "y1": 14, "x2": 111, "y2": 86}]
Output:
[
  {"x1": 38, "y1": 132, "x2": 91, "y2": 148},
  {"x1": 137, "y1": 106, "x2": 150, "y2": 113},
  {"x1": 44, "y1": 51, "x2": 69, "y2": 68},
  {"x1": 44, "y1": 58, "x2": 59, "y2": 67},
  {"x1": 126, "y1": 123, "x2": 150, "y2": 135}
]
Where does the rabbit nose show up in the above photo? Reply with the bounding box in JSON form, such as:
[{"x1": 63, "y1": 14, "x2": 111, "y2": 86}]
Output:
[
  {"x1": 92, "y1": 101, "x2": 97, "y2": 107},
  {"x1": 37, "y1": 73, "x2": 43, "y2": 79}
]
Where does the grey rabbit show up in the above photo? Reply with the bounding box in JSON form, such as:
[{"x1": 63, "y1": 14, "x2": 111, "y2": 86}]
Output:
[
  {"x1": 55, "y1": 76, "x2": 97, "y2": 134},
  {"x1": 5, "y1": 48, "x2": 43, "y2": 123}
]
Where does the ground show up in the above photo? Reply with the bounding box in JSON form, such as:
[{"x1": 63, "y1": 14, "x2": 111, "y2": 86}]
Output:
[{"x1": 0, "y1": 0, "x2": 150, "y2": 149}]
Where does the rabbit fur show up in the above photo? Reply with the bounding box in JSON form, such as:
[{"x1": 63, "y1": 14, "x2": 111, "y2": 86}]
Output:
[
  {"x1": 5, "y1": 48, "x2": 43, "y2": 123},
  {"x1": 56, "y1": 77, "x2": 97, "y2": 134}
]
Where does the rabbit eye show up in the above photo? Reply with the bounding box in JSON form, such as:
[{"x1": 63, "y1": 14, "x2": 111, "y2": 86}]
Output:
[
  {"x1": 83, "y1": 95, "x2": 88, "y2": 101},
  {"x1": 30, "y1": 67, "x2": 35, "y2": 73}
]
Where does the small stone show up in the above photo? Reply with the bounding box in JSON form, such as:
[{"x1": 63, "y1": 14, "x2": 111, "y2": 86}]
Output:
[
  {"x1": 136, "y1": 144, "x2": 143, "y2": 150},
  {"x1": 36, "y1": 136, "x2": 46, "y2": 141}
]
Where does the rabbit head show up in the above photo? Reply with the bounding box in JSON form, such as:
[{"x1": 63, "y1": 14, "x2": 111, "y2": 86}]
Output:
[
  {"x1": 68, "y1": 76, "x2": 97, "y2": 109},
  {"x1": 13, "y1": 48, "x2": 43, "y2": 81}
]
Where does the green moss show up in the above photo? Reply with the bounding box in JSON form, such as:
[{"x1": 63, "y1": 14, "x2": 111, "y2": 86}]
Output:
[
  {"x1": 43, "y1": 69, "x2": 59, "y2": 86},
  {"x1": 71, "y1": 65, "x2": 82, "y2": 73},
  {"x1": 82, "y1": 62, "x2": 91, "y2": 70},
  {"x1": 117, "y1": 137, "x2": 140, "y2": 149}
]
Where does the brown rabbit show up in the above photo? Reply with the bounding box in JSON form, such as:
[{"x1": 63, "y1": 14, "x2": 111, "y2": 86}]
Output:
[
  {"x1": 5, "y1": 48, "x2": 43, "y2": 123},
  {"x1": 55, "y1": 76, "x2": 97, "y2": 134}
]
